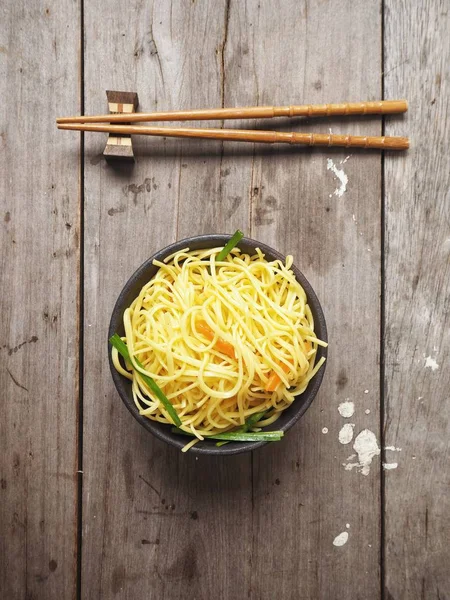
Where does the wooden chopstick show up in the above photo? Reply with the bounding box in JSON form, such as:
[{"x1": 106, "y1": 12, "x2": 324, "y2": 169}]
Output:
[
  {"x1": 57, "y1": 123, "x2": 409, "y2": 150},
  {"x1": 56, "y1": 100, "x2": 408, "y2": 124}
]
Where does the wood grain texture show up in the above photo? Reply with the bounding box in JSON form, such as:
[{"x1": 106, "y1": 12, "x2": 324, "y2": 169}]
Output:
[
  {"x1": 0, "y1": 1, "x2": 80, "y2": 599},
  {"x1": 82, "y1": 2, "x2": 255, "y2": 599},
  {"x1": 82, "y1": 1, "x2": 385, "y2": 599},
  {"x1": 242, "y1": 1, "x2": 383, "y2": 598},
  {"x1": 383, "y1": 2, "x2": 450, "y2": 599},
  {"x1": 4, "y1": 1, "x2": 450, "y2": 598}
]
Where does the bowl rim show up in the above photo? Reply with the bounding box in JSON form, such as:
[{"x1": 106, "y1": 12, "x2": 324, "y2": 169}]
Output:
[{"x1": 108, "y1": 234, "x2": 328, "y2": 455}]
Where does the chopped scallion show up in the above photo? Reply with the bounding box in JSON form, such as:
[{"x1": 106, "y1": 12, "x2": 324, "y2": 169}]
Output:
[
  {"x1": 216, "y1": 410, "x2": 268, "y2": 447},
  {"x1": 216, "y1": 230, "x2": 244, "y2": 261},
  {"x1": 110, "y1": 333, "x2": 182, "y2": 427},
  {"x1": 171, "y1": 427, "x2": 283, "y2": 443}
]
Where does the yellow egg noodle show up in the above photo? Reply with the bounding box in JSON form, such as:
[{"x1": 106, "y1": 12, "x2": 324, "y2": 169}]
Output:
[{"x1": 112, "y1": 246, "x2": 327, "y2": 451}]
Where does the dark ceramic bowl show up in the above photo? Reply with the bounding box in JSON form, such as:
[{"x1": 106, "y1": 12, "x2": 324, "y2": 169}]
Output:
[{"x1": 108, "y1": 234, "x2": 327, "y2": 455}]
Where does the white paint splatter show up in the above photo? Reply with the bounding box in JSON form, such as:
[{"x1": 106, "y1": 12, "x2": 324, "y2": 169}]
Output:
[
  {"x1": 364, "y1": 389, "x2": 369, "y2": 394},
  {"x1": 346, "y1": 523, "x2": 350, "y2": 529},
  {"x1": 353, "y1": 430, "x2": 380, "y2": 475},
  {"x1": 333, "y1": 531, "x2": 349, "y2": 547},
  {"x1": 424, "y1": 356, "x2": 439, "y2": 371},
  {"x1": 383, "y1": 462, "x2": 398, "y2": 470},
  {"x1": 342, "y1": 429, "x2": 380, "y2": 476},
  {"x1": 338, "y1": 401, "x2": 355, "y2": 418},
  {"x1": 342, "y1": 462, "x2": 361, "y2": 471},
  {"x1": 322, "y1": 427, "x2": 329, "y2": 434},
  {"x1": 338, "y1": 423, "x2": 355, "y2": 445},
  {"x1": 365, "y1": 409, "x2": 371, "y2": 415},
  {"x1": 340, "y1": 155, "x2": 351, "y2": 164},
  {"x1": 327, "y1": 158, "x2": 348, "y2": 198},
  {"x1": 385, "y1": 446, "x2": 402, "y2": 452},
  {"x1": 343, "y1": 462, "x2": 359, "y2": 471},
  {"x1": 352, "y1": 214, "x2": 357, "y2": 222}
]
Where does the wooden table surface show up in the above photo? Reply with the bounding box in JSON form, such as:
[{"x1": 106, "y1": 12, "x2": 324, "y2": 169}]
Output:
[{"x1": 1, "y1": 1, "x2": 449, "y2": 599}]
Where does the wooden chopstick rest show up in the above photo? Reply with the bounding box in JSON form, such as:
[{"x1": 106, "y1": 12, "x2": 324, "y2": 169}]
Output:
[{"x1": 103, "y1": 91, "x2": 139, "y2": 163}]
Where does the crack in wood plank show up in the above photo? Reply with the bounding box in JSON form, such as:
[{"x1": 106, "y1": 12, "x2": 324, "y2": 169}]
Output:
[
  {"x1": 220, "y1": 0, "x2": 231, "y2": 109},
  {"x1": 6, "y1": 368, "x2": 29, "y2": 392},
  {"x1": 138, "y1": 474, "x2": 161, "y2": 497}
]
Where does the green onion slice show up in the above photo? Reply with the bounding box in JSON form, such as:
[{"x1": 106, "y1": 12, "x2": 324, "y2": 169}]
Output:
[
  {"x1": 110, "y1": 333, "x2": 182, "y2": 427},
  {"x1": 216, "y1": 230, "x2": 244, "y2": 261},
  {"x1": 172, "y1": 427, "x2": 283, "y2": 443},
  {"x1": 216, "y1": 410, "x2": 268, "y2": 447}
]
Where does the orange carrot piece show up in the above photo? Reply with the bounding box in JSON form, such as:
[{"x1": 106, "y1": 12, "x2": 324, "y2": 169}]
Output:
[
  {"x1": 265, "y1": 361, "x2": 291, "y2": 392},
  {"x1": 197, "y1": 320, "x2": 236, "y2": 359},
  {"x1": 304, "y1": 340, "x2": 312, "y2": 353}
]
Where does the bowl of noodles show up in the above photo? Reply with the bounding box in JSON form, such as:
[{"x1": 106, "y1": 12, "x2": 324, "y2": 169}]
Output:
[{"x1": 108, "y1": 232, "x2": 328, "y2": 455}]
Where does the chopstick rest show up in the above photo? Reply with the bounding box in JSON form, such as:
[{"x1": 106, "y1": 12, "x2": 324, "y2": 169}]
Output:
[{"x1": 103, "y1": 91, "x2": 139, "y2": 163}]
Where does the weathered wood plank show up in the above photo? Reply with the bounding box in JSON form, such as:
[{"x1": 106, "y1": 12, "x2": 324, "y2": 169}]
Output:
[
  {"x1": 82, "y1": 2, "x2": 255, "y2": 599},
  {"x1": 383, "y1": 2, "x2": 450, "y2": 598},
  {"x1": 244, "y1": 1, "x2": 383, "y2": 598},
  {"x1": 0, "y1": 2, "x2": 80, "y2": 599},
  {"x1": 83, "y1": 0, "x2": 385, "y2": 598}
]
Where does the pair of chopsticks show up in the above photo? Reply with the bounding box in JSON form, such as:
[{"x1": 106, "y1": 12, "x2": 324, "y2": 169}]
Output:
[{"x1": 57, "y1": 100, "x2": 409, "y2": 150}]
